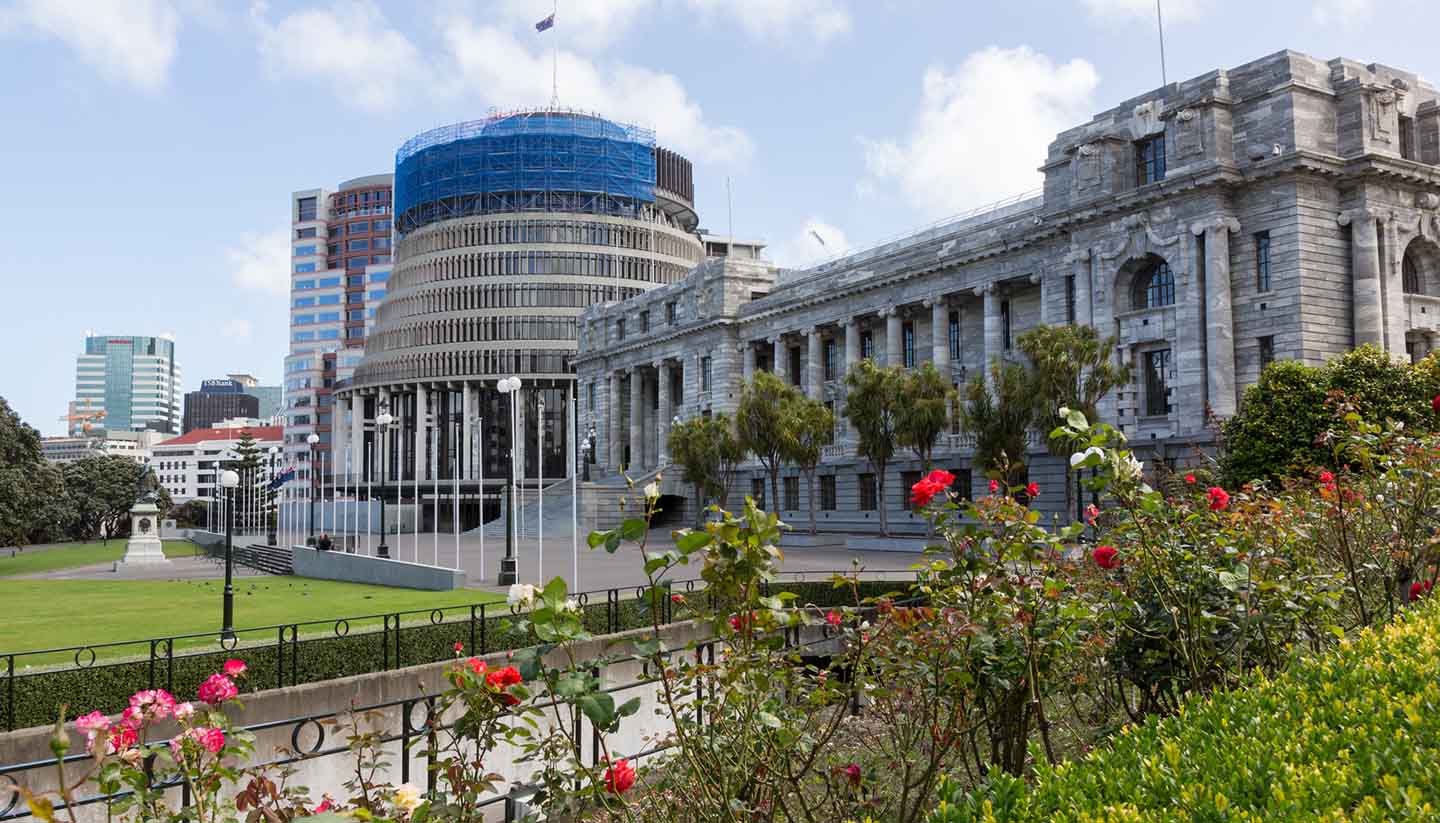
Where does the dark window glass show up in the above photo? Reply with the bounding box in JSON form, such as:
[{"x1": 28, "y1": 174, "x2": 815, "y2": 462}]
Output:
[
  {"x1": 1132, "y1": 260, "x2": 1176, "y2": 309},
  {"x1": 1135, "y1": 134, "x2": 1167, "y2": 185},
  {"x1": 858, "y1": 473, "x2": 877, "y2": 511},
  {"x1": 824, "y1": 339, "x2": 838, "y2": 381},
  {"x1": 860, "y1": 329, "x2": 875, "y2": 360},
  {"x1": 666, "y1": 301, "x2": 677, "y2": 325},
  {"x1": 901, "y1": 470, "x2": 922, "y2": 510},
  {"x1": 1144, "y1": 349, "x2": 1173, "y2": 416},
  {"x1": 617, "y1": 319, "x2": 625, "y2": 340},
  {"x1": 1065, "y1": 276, "x2": 1076, "y2": 323},
  {"x1": 297, "y1": 197, "x2": 317, "y2": 221},
  {"x1": 1404, "y1": 251, "x2": 1422, "y2": 295},
  {"x1": 296, "y1": 227, "x2": 317, "y2": 239},
  {"x1": 750, "y1": 477, "x2": 766, "y2": 510},
  {"x1": 701, "y1": 356, "x2": 712, "y2": 391},
  {"x1": 789, "y1": 346, "x2": 802, "y2": 385},
  {"x1": 1001, "y1": 300, "x2": 1012, "y2": 349},
  {"x1": 903, "y1": 322, "x2": 916, "y2": 367},
  {"x1": 1256, "y1": 232, "x2": 1271, "y2": 292},
  {"x1": 820, "y1": 475, "x2": 837, "y2": 511},
  {"x1": 1400, "y1": 115, "x2": 1415, "y2": 160},
  {"x1": 951, "y1": 468, "x2": 972, "y2": 501},
  {"x1": 948, "y1": 310, "x2": 961, "y2": 359},
  {"x1": 640, "y1": 310, "x2": 650, "y2": 333},
  {"x1": 1258, "y1": 336, "x2": 1275, "y2": 371},
  {"x1": 783, "y1": 477, "x2": 800, "y2": 511}
]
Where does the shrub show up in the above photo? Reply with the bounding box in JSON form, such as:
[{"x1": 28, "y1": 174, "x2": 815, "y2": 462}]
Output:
[{"x1": 926, "y1": 597, "x2": 1440, "y2": 822}]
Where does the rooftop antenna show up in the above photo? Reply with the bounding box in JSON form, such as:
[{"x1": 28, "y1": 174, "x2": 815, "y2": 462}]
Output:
[
  {"x1": 1155, "y1": 0, "x2": 1168, "y2": 87},
  {"x1": 809, "y1": 229, "x2": 827, "y2": 248}
]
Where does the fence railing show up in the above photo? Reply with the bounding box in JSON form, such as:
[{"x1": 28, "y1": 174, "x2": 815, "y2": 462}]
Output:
[{"x1": 0, "y1": 571, "x2": 916, "y2": 733}]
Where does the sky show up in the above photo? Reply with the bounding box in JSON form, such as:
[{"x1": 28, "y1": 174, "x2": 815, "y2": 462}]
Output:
[{"x1": 2, "y1": 0, "x2": 1438, "y2": 435}]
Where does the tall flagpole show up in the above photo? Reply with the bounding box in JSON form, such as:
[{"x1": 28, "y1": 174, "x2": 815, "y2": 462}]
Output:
[
  {"x1": 551, "y1": 0, "x2": 558, "y2": 107},
  {"x1": 414, "y1": 429, "x2": 421, "y2": 564},
  {"x1": 432, "y1": 427, "x2": 439, "y2": 567},
  {"x1": 477, "y1": 414, "x2": 485, "y2": 581},
  {"x1": 366, "y1": 443, "x2": 373, "y2": 556},
  {"x1": 538, "y1": 397, "x2": 544, "y2": 585},
  {"x1": 452, "y1": 449, "x2": 460, "y2": 571},
  {"x1": 570, "y1": 384, "x2": 578, "y2": 591},
  {"x1": 1156, "y1": 0, "x2": 1168, "y2": 87}
]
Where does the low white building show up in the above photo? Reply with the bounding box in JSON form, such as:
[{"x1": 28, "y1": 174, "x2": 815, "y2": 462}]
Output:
[
  {"x1": 40, "y1": 431, "x2": 166, "y2": 464},
  {"x1": 151, "y1": 425, "x2": 283, "y2": 503}
]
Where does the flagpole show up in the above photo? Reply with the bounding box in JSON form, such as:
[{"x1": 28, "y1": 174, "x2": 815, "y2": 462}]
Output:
[
  {"x1": 569, "y1": 384, "x2": 578, "y2": 592},
  {"x1": 538, "y1": 396, "x2": 544, "y2": 586},
  {"x1": 1156, "y1": 0, "x2": 1168, "y2": 87},
  {"x1": 551, "y1": 0, "x2": 558, "y2": 107},
  {"x1": 366, "y1": 443, "x2": 373, "y2": 557},
  {"x1": 478, "y1": 414, "x2": 485, "y2": 581},
  {"x1": 432, "y1": 427, "x2": 439, "y2": 567}
]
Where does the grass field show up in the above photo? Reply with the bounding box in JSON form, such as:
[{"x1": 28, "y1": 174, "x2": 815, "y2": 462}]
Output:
[
  {"x1": 0, "y1": 574, "x2": 504, "y2": 665},
  {"x1": 0, "y1": 540, "x2": 196, "y2": 577}
]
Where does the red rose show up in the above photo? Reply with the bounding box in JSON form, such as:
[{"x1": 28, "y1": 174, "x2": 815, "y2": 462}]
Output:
[
  {"x1": 604, "y1": 758, "x2": 637, "y2": 794},
  {"x1": 729, "y1": 611, "x2": 754, "y2": 633},
  {"x1": 486, "y1": 666, "x2": 523, "y2": 688},
  {"x1": 1093, "y1": 545, "x2": 1119, "y2": 570},
  {"x1": 466, "y1": 657, "x2": 488, "y2": 677},
  {"x1": 842, "y1": 763, "x2": 862, "y2": 788},
  {"x1": 1184, "y1": 474, "x2": 1196, "y2": 484},
  {"x1": 825, "y1": 610, "x2": 842, "y2": 628},
  {"x1": 222, "y1": 659, "x2": 247, "y2": 678},
  {"x1": 1084, "y1": 504, "x2": 1100, "y2": 525},
  {"x1": 453, "y1": 642, "x2": 464, "y2": 654},
  {"x1": 1025, "y1": 482, "x2": 1039, "y2": 498},
  {"x1": 910, "y1": 477, "x2": 944, "y2": 507},
  {"x1": 1432, "y1": 394, "x2": 1440, "y2": 413},
  {"x1": 1410, "y1": 581, "x2": 1427, "y2": 602},
  {"x1": 989, "y1": 479, "x2": 1000, "y2": 494},
  {"x1": 670, "y1": 593, "x2": 684, "y2": 604},
  {"x1": 1318, "y1": 471, "x2": 1334, "y2": 485},
  {"x1": 1207, "y1": 486, "x2": 1230, "y2": 511}
]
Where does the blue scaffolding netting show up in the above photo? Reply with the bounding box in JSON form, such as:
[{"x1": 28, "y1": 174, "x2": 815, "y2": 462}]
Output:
[{"x1": 394, "y1": 110, "x2": 658, "y2": 234}]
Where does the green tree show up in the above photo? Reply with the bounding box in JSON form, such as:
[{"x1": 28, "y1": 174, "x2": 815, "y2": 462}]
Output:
[
  {"x1": 668, "y1": 414, "x2": 744, "y2": 526},
  {"x1": 736, "y1": 372, "x2": 800, "y2": 513},
  {"x1": 781, "y1": 395, "x2": 835, "y2": 535},
  {"x1": 845, "y1": 359, "x2": 905, "y2": 536},
  {"x1": 234, "y1": 428, "x2": 262, "y2": 532},
  {"x1": 1018, "y1": 324, "x2": 1132, "y2": 519},
  {"x1": 62, "y1": 455, "x2": 142, "y2": 540},
  {"x1": 0, "y1": 395, "x2": 50, "y2": 547},
  {"x1": 896, "y1": 361, "x2": 955, "y2": 471},
  {"x1": 170, "y1": 498, "x2": 210, "y2": 529},
  {"x1": 958, "y1": 359, "x2": 1037, "y2": 487}
]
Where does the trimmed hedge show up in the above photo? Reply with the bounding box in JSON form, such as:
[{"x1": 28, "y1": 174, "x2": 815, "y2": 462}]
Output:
[
  {"x1": 929, "y1": 598, "x2": 1440, "y2": 822},
  {"x1": 3, "y1": 579, "x2": 905, "y2": 731}
]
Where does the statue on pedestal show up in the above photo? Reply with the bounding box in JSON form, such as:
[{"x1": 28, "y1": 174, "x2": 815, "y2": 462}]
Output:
[{"x1": 122, "y1": 463, "x2": 171, "y2": 567}]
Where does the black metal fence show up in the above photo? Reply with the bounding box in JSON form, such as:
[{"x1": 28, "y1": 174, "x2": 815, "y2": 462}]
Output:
[{"x1": 2, "y1": 572, "x2": 915, "y2": 732}]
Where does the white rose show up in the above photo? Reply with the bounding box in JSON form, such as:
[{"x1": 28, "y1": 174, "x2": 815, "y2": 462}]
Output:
[
  {"x1": 1115, "y1": 454, "x2": 1144, "y2": 482},
  {"x1": 1070, "y1": 446, "x2": 1105, "y2": 468},
  {"x1": 642, "y1": 481, "x2": 660, "y2": 500},
  {"x1": 393, "y1": 783, "x2": 422, "y2": 813},
  {"x1": 507, "y1": 583, "x2": 538, "y2": 606},
  {"x1": 563, "y1": 597, "x2": 580, "y2": 614}
]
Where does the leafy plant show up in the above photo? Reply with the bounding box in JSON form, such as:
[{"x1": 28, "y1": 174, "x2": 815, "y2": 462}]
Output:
[
  {"x1": 737, "y1": 372, "x2": 801, "y2": 514},
  {"x1": 845, "y1": 359, "x2": 905, "y2": 536}
]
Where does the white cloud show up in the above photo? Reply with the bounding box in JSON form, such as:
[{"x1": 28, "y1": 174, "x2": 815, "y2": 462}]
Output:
[
  {"x1": 1081, "y1": 0, "x2": 1206, "y2": 22},
  {"x1": 2, "y1": 0, "x2": 181, "y2": 92},
  {"x1": 1311, "y1": 0, "x2": 1374, "y2": 24},
  {"x1": 221, "y1": 318, "x2": 254, "y2": 343},
  {"x1": 860, "y1": 46, "x2": 1099, "y2": 220},
  {"x1": 440, "y1": 20, "x2": 753, "y2": 166},
  {"x1": 772, "y1": 217, "x2": 852, "y2": 268},
  {"x1": 250, "y1": 0, "x2": 422, "y2": 113},
  {"x1": 228, "y1": 228, "x2": 292, "y2": 297},
  {"x1": 682, "y1": 0, "x2": 851, "y2": 43}
]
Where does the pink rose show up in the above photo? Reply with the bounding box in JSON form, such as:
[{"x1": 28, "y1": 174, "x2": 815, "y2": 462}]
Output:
[
  {"x1": 825, "y1": 610, "x2": 842, "y2": 628},
  {"x1": 197, "y1": 673, "x2": 238, "y2": 705},
  {"x1": 119, "y1": 706, "x2": 145, "y2": 730},
  {"x1": 199, "y1": 727, "x2": 225, "y2": 754},
  {"x1": 75, "y1": 711, "x2": 111, "y2": 734},
  {"x1": 223, "y1": 659, "x2": 247, "y2": 678},
  {"x1": 173, "y1": 702, "x2": 195, "y2": 721},
  {"x1": 129, "y1": 689, "x2": 177, "y2": 720}
]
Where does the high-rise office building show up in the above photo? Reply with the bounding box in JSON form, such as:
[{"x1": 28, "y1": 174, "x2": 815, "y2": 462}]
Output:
[
  {"x1": 283, "y1": 175, "x2": 394, "y2": 484},
  {"x1": 182, "y1": 379, "x2": 260, "y2": 433},
  {"x1": 71, "y1": 334, "x2": 182, "y2": 435},
  {"x1": 226, "y1": 373, "x2": 283, "y2": 421}
]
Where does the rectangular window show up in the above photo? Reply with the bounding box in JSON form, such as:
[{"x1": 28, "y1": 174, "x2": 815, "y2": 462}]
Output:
[
  {"x1": 1258, "y1": 335, "x2": 1275, "y2": 371},
  {"x1": 951, "y1": 468, "x2": 972, "y2": 501},
  {"x1": 783, "y1": 477, "x2": 800, "y2": 511},
  {"x1": 587, "y1": 382, "x2": 596, "y2": 413},
  {"x1": 329, "y1": 224, "x2": 344, "y2": 237},
  {"x1": 317, "y1": 311, "x2": 341, "y2": 323},
  {"x1": 824, "y1": 338, "x2": 838, "y2": 381},
  {"x1": 948, "y1": 310, "x2": 961, "y2": 359},
  {"x1": 373, "y1": 220, "x2": 391, "y2": 233},
  {"x1": 1400, "y1": 115, "x2": 1415, "y2": 160},
  {"x1": 294, "y1": 262, "x2": 316, "y2": 273},
  {"x1": 617, "y1": 319, "x2": 626, "y2": 340},
  {"x1": 1255, "y1": 231, "x2": 1271, "y2": 292},
  {"x1": 296, "y1": 227, "x2": 317, "y2": 239},
  {"x1": 666, "y1": 301, "x2": 677, "y2": 325},
  {"x1": 297, "y1": 196, "x2": 317, "y2": 221},
  {"x1": 1144, "y1": 349, "x2": 1173, "y2": 416},
  {"x1": 294, "y1": 245, "x2": 317, "y2": 256},
  {"x1": 350, "y1": 221, "x2": 370, "y2": 234},
  {"x1": 640, "y1": 310, "x2": 650, "y2": 333},
  {"x1": 1135, "y1": 133, "x2": 1167, "y2": 185},
  {"x1": 820, "y1": 475, "x2": 837, "y2": 511},
  {"x1": 328, "y1": 243, "x2": 340, "y2": 256},
  {"x1": 348, "y1": 257, "x2": 367, "y2": 269},
  {"x1": 367, "y1": 289, "x2": 386, "y2": 301},
  {"x1": 348, "y1": 293, "x2": 364, "y2": 304},
  {"x1": 348, "y1": 239, "x2": 369, "y2": 251},
  {"x1": 701, "y1": 356, "x2": 713, "y2": 392},
  {"x1": 294, "y1": 279, "x2": 316, "y2": 290},
  {"x1": 1001, "y1": 300, "x2": 1012, "y2": 349},
  {"x1": 789, "y1": 346, "x2": 802, "y2": 385},
  {"x1": 1065, "y1": 276, "x2": 1076, "y2": 324},
  {"x1": 902, "y1": 321, "x2": 916, "y2": 368},
  {"x1": 318, "y1": 276, "x2": 342, "y2": 287},
  {"x1": 858, "y1": 473, "x2": 877, "y2": 511},
  {"x1": 750, "y1": 477, "x2": 767, "y2": 510},
  {"x1": 347, "y1": 275, "x2": 364, "y2": 286},
  {"x1": 293, "y1": 296, "x2": 315, "y2": 307},
  {"x1": 860, "y1": 329, "x2": 875, "y2": 360},
  {"x1": 318, "y1": 329, "x2": 340, "y2": 340},
  {"x1": 317, "y1": 294, "x2": 340, "y2": 305},
  {"x1": 368, "y1": 271, "x2": 390, "y2": 282}
]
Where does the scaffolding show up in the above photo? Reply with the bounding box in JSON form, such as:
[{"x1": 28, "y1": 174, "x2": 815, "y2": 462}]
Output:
[{"x1": 394, "y1": 109, "x2": 658, "y2": 235}]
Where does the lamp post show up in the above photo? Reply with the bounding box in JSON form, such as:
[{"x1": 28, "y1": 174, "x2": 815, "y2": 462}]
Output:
[
  {"x1": 266, "y1": 446, "x2": 279, "y2": 546},
  {"x1": 306, "y1": 433, "x2": 320, "y2": 541},
  {"x1": 581, "y1": 424, "x2": 595, "y2": 483},
  {"x1": 376, "y1": 405, "x2": 393, "y2": 558},
  {"x1": 220, "y1": 469, "x2": 240, "y2": 641},
  {"x1": 497, "y1": 376, "x2": 521, "y2": 585}
]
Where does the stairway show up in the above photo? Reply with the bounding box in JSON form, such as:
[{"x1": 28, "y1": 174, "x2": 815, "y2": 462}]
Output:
[
  {"x1": 468, "y1": 482, "x2": 578, "y2": 541},
  {"x1": 204, "y1": 543, "x2": 294, "y2": 576}
]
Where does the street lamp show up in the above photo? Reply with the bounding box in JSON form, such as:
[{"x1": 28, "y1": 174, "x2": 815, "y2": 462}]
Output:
[
  {"x1": 375, "y1": 405, "x2": 394, "y2": 558},
  {"x1": 306, "y1": 433, "x2": 320, "y2": 541},
  {"x1": 266, "y1": 446, "x2": 280, "y2": 546},
  {"x1": 581, "y1": 423, "x2": 596, "y2": 483},
  {"x1": 220, "y1": 469, "x2": 240, "y2": 641},
  {"x1": 497, "y1": 376, "x2": 521, "y2": 585}
]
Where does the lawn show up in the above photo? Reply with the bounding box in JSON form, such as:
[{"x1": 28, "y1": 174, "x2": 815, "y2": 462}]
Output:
[
  {"x1": 0, "y1": 576, "x2": 505, "y2": 666},
  {"x1": 0, "y1": 540, "x2": 196, "y2": 577}
]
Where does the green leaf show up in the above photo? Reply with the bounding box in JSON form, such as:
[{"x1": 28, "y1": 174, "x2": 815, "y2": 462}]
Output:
[
  {"x1": 616, "y1": 696, "x2": 642, "y2": 719},
  {"x1": 619, "y1": 518, "x2": 648, "y2": 541},
  {"x1": 578, "y1": 692, "x2": 617, "y2": 731},
  {"x1": 758, "y1": 711, "x2": 782, "y2": 728},
  {"x1": 587, "y1": 530, "x2": 609, "y2": 549},
  {"x1": 675, "y1": 530, "x2": 713, "y2": 553}
]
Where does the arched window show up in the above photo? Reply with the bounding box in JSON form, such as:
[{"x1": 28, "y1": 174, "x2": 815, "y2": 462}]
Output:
[
  {"x1": 1131, "y1": 259, "x2": 1176, "y2": 310},
  {"x1": 1403, "y1": 248, "x2": 1422, "y2": 295}
]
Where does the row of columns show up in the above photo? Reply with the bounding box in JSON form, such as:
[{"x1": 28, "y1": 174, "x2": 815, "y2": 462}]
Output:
[{"x1": 604, "y1": 360, "x2": 679, "y2": 474}]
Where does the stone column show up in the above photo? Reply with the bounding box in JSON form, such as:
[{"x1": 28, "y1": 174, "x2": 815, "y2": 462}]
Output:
[
  {"x1": 461, "y1": 384, "x2": 474, "y2": 480},
  {"x1": 414, "y1": 384, "x2": 428, "y2": 482},
  {"x1": 979, "y1": 284, "x2": 1001, "y2": 382},
  {"x1": 1200, "y1": 218, "x2": 1240, "y2": 418},
  {"x1": 608, "y1": 371, "x2": 622, "y2": 471},
  {"x1": 806, "y1": 327, "x2": 822, "y2": 400},
  {"x1": 657, "y1": 360, "x2": 672, "y2": 465},
  {"x1": 885, "y1": 308, "x2": 903, "y2": 368},
  {"x1": 769, "y1": 336, "x2": 784, "y2": 382},
  {"x1": 843, "y1": 318, "x2": 861, "y2": 443},
  {"x1": 1341, "y1": 208, "x2": 1386, "y2": 349},
  {"x1": 1069, "y1": 249, "x2": 1093, "y2": 327},
  {"x1": 629, "y1": 366, "x2": 643, "y2": 471},
  {"x1": 1383, "y1": 219, "x2": 1409, "y2": 358},
  {"x1": 350, "y1": 394, "x2": 364, "y2": 485},
  {"x1": 929, "y1": 297, "x2": 948, "y2": 367},
  {"x1": 743, "y1": 343, "x2": 756, "y2": 382}
]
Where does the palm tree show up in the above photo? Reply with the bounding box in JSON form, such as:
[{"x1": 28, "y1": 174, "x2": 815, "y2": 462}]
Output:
[
  {"x1": 736, "y1": 372, "x2": 800, "y2": 513},
  {"x1": 781, "y1": 395, "x2": 835, "y2": 535},
  {"x1": 957, "y1": 359, "x2": 1036, "y2": 488},
  {"x1": 896, "y1": 361, "x2": 956, "y2": 471},
  {"x1": 844, "y1": 360, "x2": 904, "y2": 536}
]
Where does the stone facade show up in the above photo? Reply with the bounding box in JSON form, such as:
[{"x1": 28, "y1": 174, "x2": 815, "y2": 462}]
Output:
[{"x1": 575, "y1": 50, "x2": 1440, "y2": 533}]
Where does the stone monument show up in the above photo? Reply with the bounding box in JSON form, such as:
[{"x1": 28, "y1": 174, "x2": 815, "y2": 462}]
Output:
[{"x1": 122, "y1": 465, "x2": 171, "y2": 566}]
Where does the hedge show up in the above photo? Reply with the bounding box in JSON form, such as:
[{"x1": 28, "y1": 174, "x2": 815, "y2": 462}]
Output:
[
  {"x1": 928, "y1": 598, "x2": 1440, "y2": 822},
  {"x1": 2, "y1": 579, "x2": 906, "y2": 732}
]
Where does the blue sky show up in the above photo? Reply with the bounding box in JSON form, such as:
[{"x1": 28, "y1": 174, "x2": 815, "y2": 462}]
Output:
[{"x1": 2, "y1": 0, "x2": 1437, "y2": 435}]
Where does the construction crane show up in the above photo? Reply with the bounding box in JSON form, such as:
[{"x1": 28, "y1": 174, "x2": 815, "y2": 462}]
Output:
[{"x1": 59, "y1": 401, "x2": 106, "y2": 435}]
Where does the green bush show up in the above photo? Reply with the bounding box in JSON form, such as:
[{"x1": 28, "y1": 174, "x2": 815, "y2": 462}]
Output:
[
  {"x1": 3, "y1": 579, "x2": 900, "y2": 731},
  {"x1": 927, "y1": 597, "x2": 1440, "y2": 822}
]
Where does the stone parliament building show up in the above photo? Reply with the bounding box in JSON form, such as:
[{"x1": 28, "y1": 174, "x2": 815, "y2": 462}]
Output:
[{"x1": 576, "y1": 50, "x2": 1440, "y2": 536}]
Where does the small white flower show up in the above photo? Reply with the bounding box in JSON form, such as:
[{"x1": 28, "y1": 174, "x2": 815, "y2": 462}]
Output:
[
  {"x1": 562, "y1": 597, "x2": 580, "y2": 614},
  {"x1": 507, "y1": 583, "x2": 538, "y2": 607},
  {"x1": 642, "y1": 481, "x2": 660, "y2": 500},
  {"x1": 1115, "y1": 453, "x2": 1145, "y2": 482},
  {"x1": 393, "y1": 783, "x2": 422, "y2": 813},
  {"x1": 1070, "y1": 446, "x2": 1105, "y2": 468}
]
